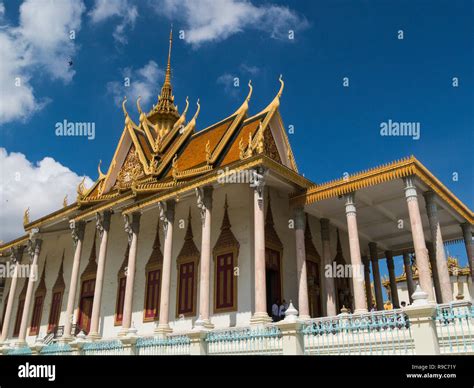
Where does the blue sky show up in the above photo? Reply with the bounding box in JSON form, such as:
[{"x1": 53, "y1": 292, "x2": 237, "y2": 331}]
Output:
[{"x1": 0, "y1": 1, "x2": 472, "y2": 291}]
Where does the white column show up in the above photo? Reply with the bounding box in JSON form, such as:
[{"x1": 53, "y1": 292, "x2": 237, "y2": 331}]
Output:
[
  {"x1": 250, "y1": 168, "x2": 271, "y2": 324},
  {"x1": 461, "y1": 223, "x2": 473, "y2": 283},
  {"x1": 120, "y1": 212, "x2": 141, "y2": 335},
  {"x1": 423, "y1": 191, "x2": 453, "y2": 302},
  {"x1": 344, "y1": 193, "x2": 367, "y2": 314},
  {"x1": 294, "y1": 207, "x2": 310, "y2": 320},
  {"x1": 403, "y1": 177, "x2": 434, "y2": 302},
  {"x1": 18, "y1": 231, "x2": 42, "y2": 345},
  {"x1": 88, "y1": 211, "x2": 112, "y2": 339},
  {"x1": 320, "y1": 218, "x2": 337, "y2": 316},
  {"x1": 61, "y1": 220, "x2": 85, "y2": 341},
  {"x1": 0, "y1": 247, "x2": 24, "y2": 343},
  {"x1": 195, "y1": 187, "x2": 214, "y2": 329},
  {"x1": 156, "y1": 201, "x2": 175, "y2": 335}
]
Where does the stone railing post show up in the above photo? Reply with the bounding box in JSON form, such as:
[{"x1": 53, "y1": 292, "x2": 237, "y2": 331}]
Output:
[
  {"x1": 188, "y1": 331, "x2": 208, "y2": 355},
  {"x1": 403, "y1": 285, "x2": 440, "y2": 355},
  {"x1": 275, "y1": 302, "x2": 304, "y2": 355}
]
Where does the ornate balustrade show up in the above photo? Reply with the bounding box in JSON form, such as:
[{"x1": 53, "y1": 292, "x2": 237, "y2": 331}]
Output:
[
  {"x1": 206, "y1": 325, "x2": 283, "y2": 355},
  {"x1": 301, "y1": 309, "x2": 414, "y2": 355},
  {"x1": 40, "y1": 342, "x2": 75, "y2": 355},
  {"x1": 135, "y1": 335, "x2": 191, "y2": 355},
  {"x1": 436, "y1": 301, "x2": 474, "y2": 354},
  {"x1": 82, "y1": 339, "x2": 125, "y2": 355}
]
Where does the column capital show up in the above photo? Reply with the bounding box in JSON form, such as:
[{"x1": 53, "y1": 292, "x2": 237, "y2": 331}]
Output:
[
  {"x1": 403, "y1": 176, "x2": 418, "y2": 201},
  {"x1": 10, "y1": 246, "x2": 25, "y2": 265},
  {"x1": 124, "y1": 212, "x2": 141, "y2": 243},
  {"x1": 460, "y1": 222, "x2": 472, "y2": 235},
  {"x1": 96, "y1": 210, "x2": 112, "y2": 238},
  {"x1": 69, "y1": 220, "x2": 85, "y2": 247},
  {"x1": 27, "y1": 229, "x2": 42, "y2": 258},
  {"x1": 344, "y1": 192, "x2": 357, "y2": 216},
  {"x1": 250, "y1": 167, "x2": 266, "y2": 209},
  {"x1": 423, "y1": 190, "x2": 438, "y2": 218},
  {"x1": 158, "y1": 200, "x2": 175, "y2": 234},
  {"x1": 196, "y1": 186, "x2": 213, "y2": 224},
  {"x1": 293, "y1": 207, "x2": 305, "y2": 230},
  {"x1": 402, "y1": 251, "x2": 412, "y2": 265}
]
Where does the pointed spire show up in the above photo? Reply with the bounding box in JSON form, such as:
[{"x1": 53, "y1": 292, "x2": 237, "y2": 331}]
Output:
[
  {"x1": 89, "y1": 228, "x2": 97, "y2": 263},
  {"x1": 36, "y1": 258, "x2": 47, "y2": 294},
  {"x1": 149, "y1": 28, "x2": 180, "y2": 130},
  {"x1": 221, "y1": 194, "x2": 231, "y2": 230},
  {"x1": 336, "y1": 228, "x2": 342, "y2": 253},
  {"x1": 265, "y1": 191, "x2": 274, "y2": 227},
  {"x1": 147, "y1": 216, "x2": 163, "y2": 266},
  {"x1": 213, "y1": 194, "x2": 239, "y2": 252}
]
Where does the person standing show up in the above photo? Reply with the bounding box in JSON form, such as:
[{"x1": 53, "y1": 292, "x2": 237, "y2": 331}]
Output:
[
  {"x1": 271, "y1": 299, "x2": 280, "y2": 322},
  {"x1": 279, "y1": 299, "x2": 288, "y2": 321}
]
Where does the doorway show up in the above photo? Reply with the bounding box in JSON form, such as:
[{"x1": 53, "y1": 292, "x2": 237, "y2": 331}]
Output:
[
  {"x1": 77, "y1": 278, "x2": 95, "y2": 334},
  {"x1": 265, "y1": 248, "x2": 282, "y2": 317}
]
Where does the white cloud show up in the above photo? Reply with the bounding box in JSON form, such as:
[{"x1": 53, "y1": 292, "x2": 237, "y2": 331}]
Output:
[
  {"x1": 89, "y1": 0, "x2": 138, "y2": 44},
  {"x1": 0, "y1": 148, "x2": 93, "y2": 242},
  {"x1": 0, "y1": 0, "x2": 85, "y2": 125},
  {"x1": 216, "y1": 73, "x2": 240, "y2": 98},
  {"x1": 107, "y1": 60, "x2": 164, "y2": 112},
  {"x1": 152, "y1": 0, "x2": 308, "y2": 46}
]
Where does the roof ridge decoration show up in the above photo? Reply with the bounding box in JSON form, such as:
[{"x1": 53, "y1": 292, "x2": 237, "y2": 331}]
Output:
[{"x1": 152, "y1": 99, "x2": 201, "y2": 177}]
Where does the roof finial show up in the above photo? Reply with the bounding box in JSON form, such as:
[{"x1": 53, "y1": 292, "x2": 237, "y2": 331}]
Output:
[{"x1": 164, "y1": 26, "x2": 173, "y2": 87}]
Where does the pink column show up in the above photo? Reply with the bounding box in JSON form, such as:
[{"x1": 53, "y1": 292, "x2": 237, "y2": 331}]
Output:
[
  {"x1": 403, "y1": 177, "x2": 434, "y2": 302},
  {"x1": 461, "y1": 223, "x2": 473, "y2": 283},
  {"x1": 369, "y1": 242, "x2": 383, "y2": 310},
  {"x1": 403, "y1": 251, "x2": 416, "y2": 304},
  {"x1": 62, "y1": 220, "x2": 85, "y2": 341},
  {"x1": 294, "y1": 207, "x2": 310, "y2": 320},
  {"x1": 195, "y1": 187, "x2": 214, "y2": 329},
  {"x1": 385, "y1": 251, "x2": 400, "y2": 308},
  {"x1": 88, "y1": 211, "x2": 112, "y2": 339},
  {"x1": 320, "y1": 218, "x2": 337, "y2": 316},
  {"x1": 156, "y1": 201, "x2": 175, "y2": 334},
  {"x1": 120, "y1": 212, "x2": 141, "y2": 335},
  {"x1": 423, "y1": 191, "x2": 453, "y2": 302},
  {"x1": 0, "y1": 247, "x2": 24, "y2": 343},
  {"x1": 344, "y1": 193, "x2": 368, "y2": 314},
  {"x1": 250, "y1": 168, "x2": 271, "y2": 325},
  {"x1": 18, "y1": 233, "x2": 42, "y2": 345}
]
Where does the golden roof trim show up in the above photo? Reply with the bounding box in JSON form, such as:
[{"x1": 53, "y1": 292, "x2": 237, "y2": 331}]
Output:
[{"x1": 290, "y1": 156, "x2": 473, "y2": 223}]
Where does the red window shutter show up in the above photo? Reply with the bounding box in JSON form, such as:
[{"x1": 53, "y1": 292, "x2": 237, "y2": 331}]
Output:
[
  {"x1": 178, "y1": 262, "x2": 195, "y2": 315},
  {"x1": 145, "y1": 269, "x2": 161, "y2": 319},
  {"x1": 13, "y1": 299, "x2": 25, "y2": 337},
  {"x1": 47, "y1": 291, "x2": 63, "y2": 333},
  {"x1": 115, "y1": 277, "x2": 127, "y2": 324},
  {"x1": 216, "y1": 253, "x2": 234, "y2": 310},
  {"x1": 29, "y1": 295, "x2": 44, "y2": 336}
]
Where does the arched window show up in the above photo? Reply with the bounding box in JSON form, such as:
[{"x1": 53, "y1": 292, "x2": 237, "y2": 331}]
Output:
[
  {"x1": 143, "y1": 218, "x2": 162, "y2": 322},
  {"x1": 48, "y1": 253, "x2": 66, "y2": 333},
  {"x1": 115, "y1": 244, "x2": 129, "y2": 325},
  {"x1": 176, "y1": 208, "x2": 199, "y2": 317},
  {"x1": 29, "y1": 260, "x2": 47, "y2": 336},
  {"x1": 213, "y1": 195, "x2": 239, "y2": 313}
]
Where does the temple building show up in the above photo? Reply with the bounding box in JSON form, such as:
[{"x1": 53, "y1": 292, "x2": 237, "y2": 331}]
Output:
[{"x1": 0, "y1": 32, "x2": 472, "y2": 354}]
